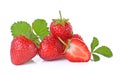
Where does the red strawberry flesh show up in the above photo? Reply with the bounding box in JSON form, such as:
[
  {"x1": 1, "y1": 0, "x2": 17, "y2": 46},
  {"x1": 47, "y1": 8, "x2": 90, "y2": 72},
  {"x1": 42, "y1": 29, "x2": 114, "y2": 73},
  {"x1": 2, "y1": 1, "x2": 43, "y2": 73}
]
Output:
[{"x1": 65, "y1": 38, "x2": 91, "y2": 62}]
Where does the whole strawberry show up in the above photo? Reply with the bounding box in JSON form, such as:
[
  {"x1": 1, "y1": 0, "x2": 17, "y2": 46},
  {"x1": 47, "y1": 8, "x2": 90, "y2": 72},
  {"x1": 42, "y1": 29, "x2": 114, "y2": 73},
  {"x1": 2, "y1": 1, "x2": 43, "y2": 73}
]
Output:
[
  {"x1": 38, "y1": 35, "x2": 65, "y2": 61},
  {"x1": 72, "y1": 34, "x2": 83, "y2": 41},
  {"x1": 50, "y1": 11, "x2": 73, "y2": 41},
  {"x1": 10, "y1": 36, "x2": 37, "y2": 65}
]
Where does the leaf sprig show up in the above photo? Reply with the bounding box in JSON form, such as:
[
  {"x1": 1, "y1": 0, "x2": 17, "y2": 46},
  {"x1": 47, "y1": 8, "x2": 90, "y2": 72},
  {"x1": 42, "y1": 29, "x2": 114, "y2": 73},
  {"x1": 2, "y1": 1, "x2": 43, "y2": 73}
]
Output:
[{"x1": 91, "y1": 37, "x2": 113, "y2": 61}]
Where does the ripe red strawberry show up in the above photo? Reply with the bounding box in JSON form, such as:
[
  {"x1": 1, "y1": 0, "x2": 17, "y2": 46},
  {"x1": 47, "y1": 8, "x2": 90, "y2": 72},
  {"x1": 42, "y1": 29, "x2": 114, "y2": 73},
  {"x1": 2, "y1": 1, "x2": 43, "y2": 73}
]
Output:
[
  {"x1": 38, "y1": 35, "x2": 65, "y2": 61},
  {"x1": 65, "y1": 38, "x2": 91, "y2": 62},
  {"x1": 72, "y1": 34, "x2": 83, "y2": 41},
  {"x1": 50, "y1": 11, "x2": 73, "y2": 40},
  {"x1": 65, "y1": 34, "x2": 83, "y2": 46},
  {"x1": 10, "y1": 35, "x2": 37, "y2": 65}
]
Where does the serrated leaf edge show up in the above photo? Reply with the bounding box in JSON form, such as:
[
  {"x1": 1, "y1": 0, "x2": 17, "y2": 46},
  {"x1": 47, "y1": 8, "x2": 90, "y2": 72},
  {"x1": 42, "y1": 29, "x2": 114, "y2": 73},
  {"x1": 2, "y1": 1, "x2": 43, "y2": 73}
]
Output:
[{"x1": 11, "y1": 21, "x2": 31, "y2": 38}]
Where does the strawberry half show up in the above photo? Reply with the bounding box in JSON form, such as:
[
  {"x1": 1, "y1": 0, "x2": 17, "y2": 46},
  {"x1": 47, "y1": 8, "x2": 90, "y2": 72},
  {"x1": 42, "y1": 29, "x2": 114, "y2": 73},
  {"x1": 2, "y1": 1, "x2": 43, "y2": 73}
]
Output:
[
  {"x1": 50, "y1": 11, "x2": 73, "y2": 41},
  {"x1": 10, "y1": 36, "x2": 37, "y2": 65},
  {"x1": 65, "y1": 38, "x2": 91, "y2": 62},
  {"x1": 38, "y1": 35, "x2": 65, "y2": 61}
]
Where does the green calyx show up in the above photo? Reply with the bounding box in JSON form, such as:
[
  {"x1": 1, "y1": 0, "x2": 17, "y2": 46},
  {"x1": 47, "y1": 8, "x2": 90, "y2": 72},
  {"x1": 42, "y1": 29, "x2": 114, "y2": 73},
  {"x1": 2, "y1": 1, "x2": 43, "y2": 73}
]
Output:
[{"x1": 53, "y1": 10, "x2": 69, "y2": 26}]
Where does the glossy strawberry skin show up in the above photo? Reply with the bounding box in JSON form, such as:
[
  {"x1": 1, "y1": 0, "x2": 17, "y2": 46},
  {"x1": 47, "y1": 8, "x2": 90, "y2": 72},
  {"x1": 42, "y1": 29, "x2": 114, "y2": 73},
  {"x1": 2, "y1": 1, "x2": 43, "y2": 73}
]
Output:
[
  {"x1": 38, "y1": 35, "x2": 65, "y2": 61},
  {"x1": 50, "y1": 22, "x2": 73, "y2": 41},
  {"x1": 10, "y1": 36, "x2": 37, "y2": 65},
  {"x1": 72, "y1": 34, "x2": 83, "y2": 41},
  {"x1": 65, "y1": 38, "x2": 91, "y2": 62}
]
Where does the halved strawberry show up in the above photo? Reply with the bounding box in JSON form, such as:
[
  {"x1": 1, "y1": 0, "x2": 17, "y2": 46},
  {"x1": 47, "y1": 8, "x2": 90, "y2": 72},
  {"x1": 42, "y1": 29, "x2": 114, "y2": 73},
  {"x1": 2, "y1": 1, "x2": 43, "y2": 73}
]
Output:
[{"x1": 65, "y1": 38, "x2": 91, "y2": 62}]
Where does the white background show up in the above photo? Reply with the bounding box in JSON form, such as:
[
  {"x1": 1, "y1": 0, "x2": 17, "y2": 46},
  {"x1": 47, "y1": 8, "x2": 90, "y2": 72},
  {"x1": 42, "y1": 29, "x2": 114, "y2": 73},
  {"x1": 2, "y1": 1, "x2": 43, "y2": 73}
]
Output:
[{"x1": 0, "y1": 0, "x2": 120, "y2": 76}]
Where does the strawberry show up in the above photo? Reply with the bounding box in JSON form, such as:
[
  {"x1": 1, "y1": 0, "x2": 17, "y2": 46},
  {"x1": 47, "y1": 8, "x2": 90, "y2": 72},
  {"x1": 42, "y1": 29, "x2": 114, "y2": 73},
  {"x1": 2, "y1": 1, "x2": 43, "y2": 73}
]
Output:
[
  {"x1": 72, "y1": 34, "x2": 83, "y2": 41},
  {"x1": 10, "y1": 36, "x2": 37, "y2": 65},
  {"x1": 65, "y1": 38, "x2": 91, "y2": 62},
  {"x1": 65, "y1": 34, "x2": 83, "y2": 46},
  {"x1": 50, "y1": 11, "x2": 73, "y2": 41},
  {"x1": 38, "y1": 35, "x2": 65, "y2": 61}
]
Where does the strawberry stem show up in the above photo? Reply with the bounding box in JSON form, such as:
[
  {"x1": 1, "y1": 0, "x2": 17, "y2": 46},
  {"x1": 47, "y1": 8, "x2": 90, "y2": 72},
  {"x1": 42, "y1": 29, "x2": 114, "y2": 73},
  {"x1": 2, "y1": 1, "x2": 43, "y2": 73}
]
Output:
[
  {"x1": 59, "y1": 10, "x2": 62, "y2": 21},
  {"x1": 59, "y1": 10, "x2": 64, "y2": 25},
  {"x1": 58, "y1": 37, "x2": 70, "y2": 54},
  {"x1": 53, "y1": 11, "x2": 69, "y2": 25},
  {"x1": 58, "y1": 37, "x2": 67, "y2": 46}
]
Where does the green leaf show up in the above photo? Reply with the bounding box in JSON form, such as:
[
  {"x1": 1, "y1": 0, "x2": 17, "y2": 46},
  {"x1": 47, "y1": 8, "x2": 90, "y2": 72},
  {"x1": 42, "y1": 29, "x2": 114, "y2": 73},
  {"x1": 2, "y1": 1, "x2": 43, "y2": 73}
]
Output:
[
  {"x1": 92, "y1": 54, "x2": 100, "y2": 61},
  {"x1": 11, "y1": 21, "x2": 40, "y2": 47},
  {"x1": 32, "y1": 19, "x2": 49, "y2": 40},
  {"x1": 91, "y1": 37, "x2": 99, "y2": 52},
  {"x1": 94, "y1": 46, "x2": 113, "y2": 58},
  {"x1": 11, "y1": 21, "x2": 31, "y2": 38}
]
